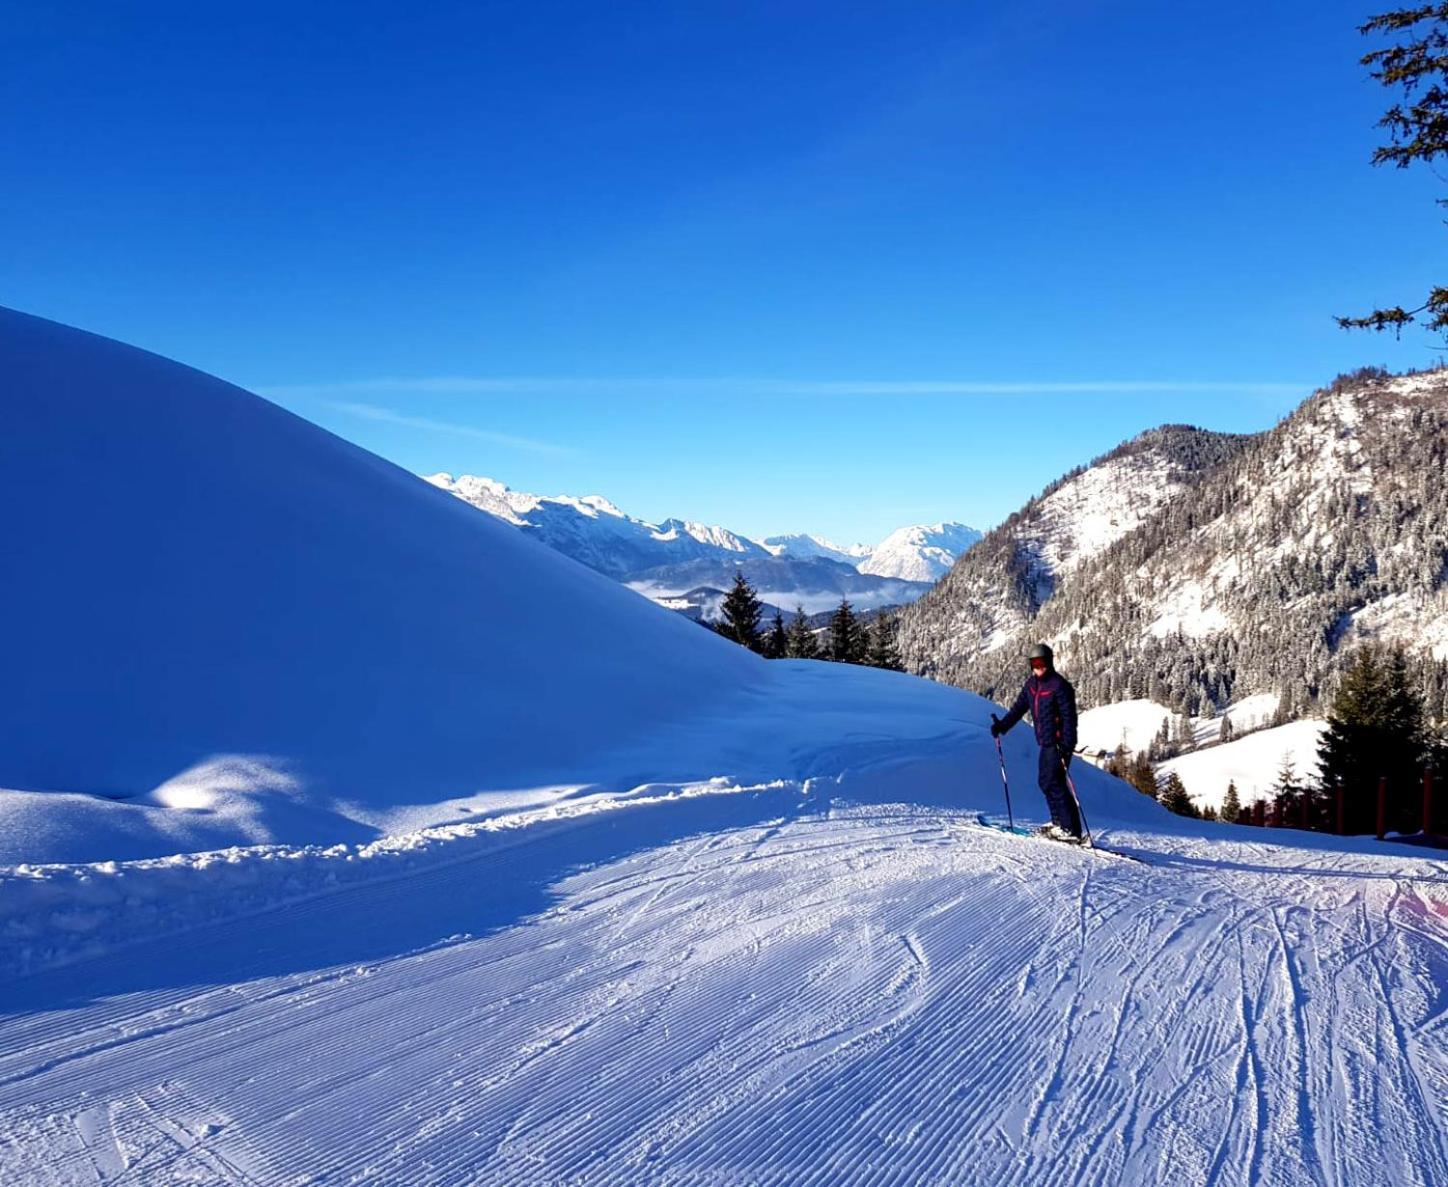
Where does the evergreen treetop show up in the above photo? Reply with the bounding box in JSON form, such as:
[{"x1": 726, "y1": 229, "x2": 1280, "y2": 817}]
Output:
[
  {"x1": 718, "y1": 571, "x2": 763, "y2": 653},
  {"x1": 1221, "y1": 779, "x2": 1242, "y2": 824},
  {"x1": 762, "y1": 609, "x2": 788, "y2": 659},
  {"x1": 829, "y1": 599, "x2": 867, "y2": 664},
  {"x1": 786, "y1": 605, "x2": 819, "y2": 659},
  {"x1": 868, "y1": 613, "x2": 904, "y2": 671},
  {"x1": 1317, "y1": 644, "x2": 1427, "y2": 832},
  {"x1": 1159, "y1": 771, "x2": 1199, "y2": 818}
]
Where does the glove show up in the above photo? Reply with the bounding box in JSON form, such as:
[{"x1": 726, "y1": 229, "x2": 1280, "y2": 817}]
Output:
[{"x1": 989, "y1": 715, "x2": 1002, "y2": 738}]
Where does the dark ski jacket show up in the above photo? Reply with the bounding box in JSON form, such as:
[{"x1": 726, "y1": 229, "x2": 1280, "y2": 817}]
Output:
[{"x1": 998, "y1": 670, "x2": 1078, "y2": 752}]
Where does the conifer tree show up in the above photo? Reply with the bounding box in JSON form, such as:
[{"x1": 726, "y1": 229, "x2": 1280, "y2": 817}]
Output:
[
  {"x1": 718, "y1": 571, "x2": 763, "y2": 652},
  {"x1": 1273, "y1": 752, "x2": 1298, "y2": 799},
  {"x1": 1219, "y1": 715, "x2": 1235, "y2": 745},
  {"x1": 828, "y1": 598, "x2": 866, "y2": 664},
  {"x1": 1272, "y1": 752, "x2": 1300, "y2": 825},
  {"x1": 785, "y1": 605, "x2": 818, "y2": 659},
  {"x1": 762, "y1": 609, "x2": 788, "y2": 659},
  {"x1": 1221, "y1": 779, "x2": 1242, "y2": 824},
  {"x1": 868, "y1": 613, "x2": 904, "y2": 671},
  {"x1": 1158, "y1": 771, "x2": 1199, "y2": 818},
  {"x1": 1127, "y1": 752, "x2": 1158, "y2": 798},
  {"x1": 1338, "y1": 5, "x2": 1448, "y2": 340},
  {"x1": 1318, "y1": 645, "x2": 1427, "y2": 832},
  {"x1": 1174, "y1": 712, "x2": 1194, "y2": 751}
]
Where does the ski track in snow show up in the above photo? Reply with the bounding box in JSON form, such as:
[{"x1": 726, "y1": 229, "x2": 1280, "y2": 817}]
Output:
[{"x1": 1, "y1": 804, "x2": 1446, "y2": 1186}]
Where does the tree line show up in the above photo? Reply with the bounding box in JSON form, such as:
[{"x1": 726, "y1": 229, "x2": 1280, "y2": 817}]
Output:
[
  {"x1": 713, "y1": 572, "x2": 904, "y2": 669},
  {"x1": 1105, "y1": 643, "x2": 1445, "y2": 834}
]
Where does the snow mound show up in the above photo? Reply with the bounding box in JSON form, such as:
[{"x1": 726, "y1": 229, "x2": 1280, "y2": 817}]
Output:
[{"x1": 2, "y1": 307, "x2": 768, "y2": 860}]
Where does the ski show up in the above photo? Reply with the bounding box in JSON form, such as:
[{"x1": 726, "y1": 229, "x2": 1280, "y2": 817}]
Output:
[
  {"x1": 973, "y1": 812, "x2": 1032, "y2": 837},
  {"x1": 971, "y1": 813, "x2": 1148, "y2": 864}
]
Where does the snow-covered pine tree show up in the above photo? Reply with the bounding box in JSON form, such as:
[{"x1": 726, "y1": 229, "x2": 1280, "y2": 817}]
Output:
[
  {"x1": 718, "y1": 571, "x2": 763, "y2": 652},
  {"x1": 786, "y1": 605, "x2": 819, "y2": 659},
  {"x1": 763, "y1": 609, "x2": 788, "y2": 659},
  {"x1": 829, "y1": 599, "x2": 866, "y2": 664},
  {"x1": 1173, "y1": 712, "x2": 1193, "y2": 751},
  {"x1": 1149, "y1": 716, "x2": 1172, "y2": 761}
]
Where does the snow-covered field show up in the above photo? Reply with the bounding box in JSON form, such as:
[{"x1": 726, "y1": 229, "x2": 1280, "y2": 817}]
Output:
[
  {"x1": 1159, "y1": 721, "x2": 1328, "y2": 813},
  {"x1": 3, "y1": 788, "x2": 1445, "y2": 1186},
  {"x1": 3, "y1": 309, "x2": 1446, "y2": 1185},
  {"x1": 1078, "y1": 695, "x2": 1283, "y2": 758}
]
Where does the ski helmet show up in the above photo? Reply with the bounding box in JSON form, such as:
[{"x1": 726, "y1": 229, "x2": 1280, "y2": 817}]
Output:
[{"x1": 1026, "y1": 643, "x2": 1053, "y2": 667}]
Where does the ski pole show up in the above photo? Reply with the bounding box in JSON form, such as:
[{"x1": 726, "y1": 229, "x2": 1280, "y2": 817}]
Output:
[
  {"x1": 990, "y1": 714, "x2": 1016, "y2": 832},
  {"x1": 1060, "y1": 755, "x2": 1093, "y2": 846}
]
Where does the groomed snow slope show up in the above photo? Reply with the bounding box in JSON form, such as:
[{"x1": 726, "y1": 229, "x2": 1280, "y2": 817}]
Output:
[{"x1": 2, "y1": 787, "x2": 1445, "y2": 1186}]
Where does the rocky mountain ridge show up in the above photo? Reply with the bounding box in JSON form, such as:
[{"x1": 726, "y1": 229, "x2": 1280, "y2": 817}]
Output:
[{"x1": 899, "y1": 368, "x2": 1448, "y2": 722}]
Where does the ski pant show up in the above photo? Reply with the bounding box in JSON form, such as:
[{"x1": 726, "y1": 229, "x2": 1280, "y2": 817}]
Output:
[{"x1": 1038, "y1": 744, "x2": 1082, "y2": 837}]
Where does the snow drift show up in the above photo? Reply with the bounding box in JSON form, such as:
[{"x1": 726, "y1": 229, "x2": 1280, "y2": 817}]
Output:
[{"x1": 1, "y1": 306, "x2": 764, "y2": 858}]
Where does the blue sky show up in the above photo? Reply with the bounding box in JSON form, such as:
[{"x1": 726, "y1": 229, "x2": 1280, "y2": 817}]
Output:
[{"x1": 5, "y1": 1, "x2": 1443, "y2": 543}]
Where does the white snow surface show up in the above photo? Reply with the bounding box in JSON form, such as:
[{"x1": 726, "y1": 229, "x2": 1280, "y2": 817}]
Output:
[
  {"x1": 1158, "y1": 720, "x2": 1329, "y2": 811},
  {"x1": 3, "y1": 777, "x2": 1446, "y2": 1185},
  {"x1": 1079, "y1": 695, "x2": 1284, "y2": 758},
  {"x1": 1078, "y1": 699, "x2": 1175, "y2": 755}
]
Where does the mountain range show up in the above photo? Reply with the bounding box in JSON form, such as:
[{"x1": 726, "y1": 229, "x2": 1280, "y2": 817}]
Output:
[
  {"x1": 426, "y1": 473, "x2": 981, "y2": 615},
  {"x1": 899, "y1": 366, "x2": 1448, "y2": 724}
]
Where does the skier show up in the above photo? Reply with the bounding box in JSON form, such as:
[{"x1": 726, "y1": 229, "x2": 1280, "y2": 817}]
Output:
[{"x1": 989, "y1": 643, "x2": 1083, "y2": 841}]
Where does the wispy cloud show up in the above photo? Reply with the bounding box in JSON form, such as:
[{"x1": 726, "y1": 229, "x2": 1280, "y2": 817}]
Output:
[
  {"x1": 325, "y1": 401, "x2": 575, "y2": 456},
  {"x1": 266, "y1": 376, "x2": 1309, "y2": 399},
  {"x1": 747, "y1": 380, "x2": 1309, "y2": 397}
]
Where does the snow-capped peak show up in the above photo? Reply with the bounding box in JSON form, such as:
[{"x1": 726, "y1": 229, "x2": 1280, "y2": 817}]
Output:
[
  {"x1": 654, "y1": 518, "x2": 757, "y2": 553},
  {"x1": 560, "y1": 493, "x2": 628, "y2": 519},
  {"x1": 424, "y1": 472, "x2": 539, "y2": 525},
  {"x1": 761, "y1": 533, "x2": 872, "y2": 565},
  {"x1": 428, "y1": 474, "x2": 980, "y2": 592},
  {"x1": 859, "y1": 523, "x2": 982, "y2": 583}
]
